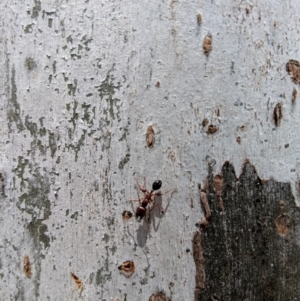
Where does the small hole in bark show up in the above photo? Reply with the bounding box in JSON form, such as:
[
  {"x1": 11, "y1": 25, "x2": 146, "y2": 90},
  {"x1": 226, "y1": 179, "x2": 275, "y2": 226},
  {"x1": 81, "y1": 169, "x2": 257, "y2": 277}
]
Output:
[
  {"x1": 202, "y1": 118, "x2": 209, "y2": 127},
  {"x1": 292, "y1": 88, "x2": 297, "y2": 103},
  {"x1": 118, "y1": 261, "x2": 135, "y2": 278},
  {"x1": 146, "y1": 125, "x2": 155, "y2": 148},
  {"x1": 286, "y1": 60, "x2": 300, "y2": 84},
  {"x1": 23, "y1": 255, "x2": 32, "y2": 278},
  {"x1": 273, "y1": 102, "x2": 283, "y2": 127},
  {"x1": 122, "y1": 210, "x2": 133, "y2": 221},
  {"x1": 197, "y1": 13, "x2": 202, "y2": 25},
  {"x1": 207, "y1": 124, "x2": 218, "y2": 134},
  {"x1": 203, "y1": 34, "x2": 212, "y2": 55}
]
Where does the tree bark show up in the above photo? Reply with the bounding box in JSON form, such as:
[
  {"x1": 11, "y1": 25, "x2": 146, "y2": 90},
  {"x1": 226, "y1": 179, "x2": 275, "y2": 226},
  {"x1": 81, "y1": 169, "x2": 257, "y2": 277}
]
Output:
[{"x1": 1, "y1": 1, "x2": 300, "y2": 300}]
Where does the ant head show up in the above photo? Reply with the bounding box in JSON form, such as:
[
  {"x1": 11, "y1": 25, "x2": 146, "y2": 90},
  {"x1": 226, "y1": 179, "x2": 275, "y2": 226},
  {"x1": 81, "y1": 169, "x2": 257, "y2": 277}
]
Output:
[{"x1": 152, "y1": 180, "x2": 162, "y2": 191}]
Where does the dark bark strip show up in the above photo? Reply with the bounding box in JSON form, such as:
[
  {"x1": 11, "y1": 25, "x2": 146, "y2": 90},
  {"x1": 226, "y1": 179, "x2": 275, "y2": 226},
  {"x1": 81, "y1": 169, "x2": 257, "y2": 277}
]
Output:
[{"x1": 194, "y1": 161, "x2": 300, "y2": 300}]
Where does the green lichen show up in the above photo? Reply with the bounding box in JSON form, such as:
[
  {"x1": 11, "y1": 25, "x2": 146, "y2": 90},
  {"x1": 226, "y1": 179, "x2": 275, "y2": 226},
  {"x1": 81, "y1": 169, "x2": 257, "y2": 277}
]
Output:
[
  {"x1": 12, "y1": 156, "x2": 30, "y2": 190},
  {"x1": 102, "y1": 233, "x2": 110, "y2": 243},
  {"x1": 39, "y1": 127, "x2": 47, "y2": 136},
  {"x1": 69, "y1": 101, "x2": 78, "y2": 130},
  {"x1": 118, "y1": 153, "x2": 130, "y2": 170},
  {"x1": 105, "y1": 216, "x2": 114, "y2": 230},
  {"x1": 7, "y1": 67, "x2": 24, "y2": 132},
  {"x1": 82, "y1": 103, "x2": 95, "y2": 126},
  {"x1": 31, "y1": 0, "x2": 41, "y2": 18},
  {"x1": 52, "y1": 61, "x2": 56, "y2": 73},
  {"x1": 71, "y1": 54, "x2": 81, "y2": 60},
  {"x1": 25, "y1": 57, "x2": 37, "y2": 70},
  {"x1": 96, "y1": 73, "x2": 121, "y2": 121},
  {"x1": 67, "y1": 79, "x2": 77, "y2": 96},
  {"x1": 13, "y1": 160, "x2": 51, "y2": 299},
  {"x1": 48, "y1": 18, "x2": 52, "y2": 28},
  {"x1": 109, "y1": 244, "x2": 117, "y2": 255},
  {"x1": 65, "y1": 130, "x2": 86, "y2": 161},
  {"x1": 24, "y1": 24, "x2": 33, "y2": 34},
  {"x1": 25, "y1": 115, "x2": 38, "y2": 137},
  {"x1": 70, "y1": 211, "x2": 78, "y2": 220},
  {"x1": 62, "y1": 73, "x2": 69, "y2": 82},
  {"x1": 95, "y1": 247, "x2": 111, "y2": 287},
  {"x1": 48, "y1": 131, "x2": 57, "y2": 158}
]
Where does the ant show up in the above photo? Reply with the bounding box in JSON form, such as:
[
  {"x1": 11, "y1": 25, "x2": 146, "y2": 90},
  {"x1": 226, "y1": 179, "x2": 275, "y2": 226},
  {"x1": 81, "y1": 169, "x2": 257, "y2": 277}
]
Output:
[{"x1": 129, "y1": 177, "x2": 176, "y2": 221}]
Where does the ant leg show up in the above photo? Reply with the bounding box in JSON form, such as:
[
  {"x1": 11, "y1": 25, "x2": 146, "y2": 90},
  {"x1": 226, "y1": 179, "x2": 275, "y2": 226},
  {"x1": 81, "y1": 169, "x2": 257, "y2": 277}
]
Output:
[
  {"x1": 127, "y1": 199, "x2": 141, "y2": 203},
  {"x1": 154, "y1": 187, "x2": 178, "y2": 196},
  {"x1": 134, "y1": 177, "x2": 147, "y2": 193}
]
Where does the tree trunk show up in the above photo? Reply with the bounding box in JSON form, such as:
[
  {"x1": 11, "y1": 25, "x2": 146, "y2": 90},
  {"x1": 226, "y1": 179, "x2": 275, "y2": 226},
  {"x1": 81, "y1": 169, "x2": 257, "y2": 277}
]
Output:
[{"x1": 1, "y1": 1, "x2": 300, "y2": 300}]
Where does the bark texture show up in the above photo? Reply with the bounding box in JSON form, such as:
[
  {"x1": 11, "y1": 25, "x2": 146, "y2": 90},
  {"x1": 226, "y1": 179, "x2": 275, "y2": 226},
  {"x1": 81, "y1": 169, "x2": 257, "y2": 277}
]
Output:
[{"x1": 1, "y1": 1, "x2": 300, "y2": 300}]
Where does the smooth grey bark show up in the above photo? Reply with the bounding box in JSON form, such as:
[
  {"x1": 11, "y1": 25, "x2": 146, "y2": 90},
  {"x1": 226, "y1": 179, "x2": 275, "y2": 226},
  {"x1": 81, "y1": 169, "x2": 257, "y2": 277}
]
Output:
[{"x1": 1, "y1": 1, "x2": 300, "y2": 300}]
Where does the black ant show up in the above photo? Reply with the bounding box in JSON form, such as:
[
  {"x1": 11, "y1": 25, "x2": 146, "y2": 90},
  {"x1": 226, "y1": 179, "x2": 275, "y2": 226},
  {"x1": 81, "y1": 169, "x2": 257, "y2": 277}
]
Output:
[{"x1": 129, "y1": 177, "x2": 176, "y2": 221}]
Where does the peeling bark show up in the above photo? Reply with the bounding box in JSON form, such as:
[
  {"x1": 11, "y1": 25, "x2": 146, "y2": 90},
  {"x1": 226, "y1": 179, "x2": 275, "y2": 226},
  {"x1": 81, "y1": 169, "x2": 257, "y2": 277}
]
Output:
[{"x1": 197, "y1": 161, "x2": 300, "y2": 300}]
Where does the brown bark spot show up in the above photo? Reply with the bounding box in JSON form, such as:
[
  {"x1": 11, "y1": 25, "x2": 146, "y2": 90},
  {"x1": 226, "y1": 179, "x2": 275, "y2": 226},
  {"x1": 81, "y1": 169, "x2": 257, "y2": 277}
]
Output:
[
  {"x1": 70, "y1": 272, "x2": 83, "y2": 292},
  {"x1": 297, "y1": 180, "x2": 300, "y2": 196},
  {"x1": 197, "y1": 13, "x2": 202, "y2": 25},
  {"x1": 292, "y1": 88, "x2": 297, "y2": 103},
  {"x1": 203, "y1": 34, "x2": 212, "y2": 55},
  {"x1": 202, "y1": 118, "x2": 209, "y2": 127},
  {"x1": 118, "y1": 260, "x2": 135, "y2": 278},
  {"x1": 200, "y1": 191, "x2": 211, "y2": 220},
  {"x1": 275, "y1": 214, "x2": 291, "y2": 237},
  {"x1": 146, "y1": 125, "x2": 155, "y2": 148},
  {"x1": 286, "y1": 60, "x2": 300, "y2": 84},
  {"x1": 207, "y1": 124, "x2": 218, "y2": 134},
  {"x1": 149, "y1": 291, "x2": 171, "y2": 301},
  {"x1": 122, "y1": 210, "x2": 133, "y2": 221},
  {"x1": 273, "y1": 102, "x2": 282, "y2": 126},
  {"x1": 192, "y1": 231, "x2": 205, "y2": 301},
  {"x1": 199, "y1": 217, "x2": 209, "y2": 227},
  {"x1": 23, "y1": 255, "x2": 32, "y2": 278},
  {"x1": 236, "y1": 136, "x2": 241, "y2": 144}
]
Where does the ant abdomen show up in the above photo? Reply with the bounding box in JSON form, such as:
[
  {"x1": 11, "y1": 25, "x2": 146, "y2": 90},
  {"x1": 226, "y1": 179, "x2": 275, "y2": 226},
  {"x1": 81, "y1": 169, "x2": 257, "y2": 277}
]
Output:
[{"x1": 136, "y1": 206, "x2": 146, "y2": 219}]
